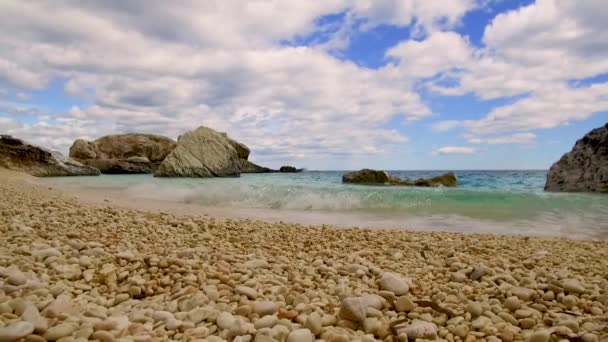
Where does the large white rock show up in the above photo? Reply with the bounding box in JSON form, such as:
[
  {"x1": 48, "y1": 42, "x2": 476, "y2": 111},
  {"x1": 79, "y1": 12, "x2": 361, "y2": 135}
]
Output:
[
  {"x1": 378, "y1": 272, "x2": 409, "y2": 295},
  {"x1": 155, "y1": 126, "x2": 242, "y2": 177}
]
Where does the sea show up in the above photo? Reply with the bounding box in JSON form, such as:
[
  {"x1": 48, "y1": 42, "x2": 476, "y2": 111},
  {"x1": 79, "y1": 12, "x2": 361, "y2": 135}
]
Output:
[{"x1": 43, "y1": 170, "x2": 608, "y2": 239}]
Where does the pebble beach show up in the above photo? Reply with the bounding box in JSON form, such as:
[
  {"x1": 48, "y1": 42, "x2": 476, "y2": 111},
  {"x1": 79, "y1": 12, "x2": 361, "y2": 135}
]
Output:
[{"x1": 1, "y1": 168, "x2": 607, "y2": 342}]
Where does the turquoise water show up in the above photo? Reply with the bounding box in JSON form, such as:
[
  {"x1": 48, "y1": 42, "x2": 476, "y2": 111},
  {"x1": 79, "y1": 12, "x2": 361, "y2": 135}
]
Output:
[{"x1": 45, "y1": 170, "x2": 608, "y2": 239}]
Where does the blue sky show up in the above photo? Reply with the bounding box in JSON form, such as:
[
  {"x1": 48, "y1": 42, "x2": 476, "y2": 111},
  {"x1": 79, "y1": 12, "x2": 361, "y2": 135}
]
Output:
[{"x1": 0, "y1": 0, "x2": 607, "y2": 169}]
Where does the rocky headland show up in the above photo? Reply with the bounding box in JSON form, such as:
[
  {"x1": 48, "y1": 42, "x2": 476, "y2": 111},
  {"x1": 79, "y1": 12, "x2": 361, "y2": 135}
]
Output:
[
  {"x1": 0, "y1": 168, "x2": 606, "y2": 341},
  {"x1": 545, "y1": 123, "x2": 608, "y2": 192},
  {"x1": 0, "y1": 135, "x2": 99, "y2": 177},
  {"x1": 343, "y1": 169, "x2": 458, "y2": 187}
]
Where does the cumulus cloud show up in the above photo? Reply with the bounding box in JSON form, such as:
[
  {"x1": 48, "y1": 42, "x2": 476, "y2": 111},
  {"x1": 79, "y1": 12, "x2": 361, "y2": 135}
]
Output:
[
  {"x1": 2, "y1": 0, "x2": 479, "y2": 162},
  {"x1": 388, "y1": 0, "x2": 608, "y2": 138},
  {"x1": 0, "y1": 0, "x2": 606, "y2": 166},
  {"x1": 433, "y1": 146, "x2": 477, "y2": 155}
]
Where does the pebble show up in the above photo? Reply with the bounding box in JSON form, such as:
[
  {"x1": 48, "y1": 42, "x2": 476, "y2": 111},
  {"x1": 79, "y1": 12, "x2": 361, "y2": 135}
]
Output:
[
  {"x1": 529, "y1": 329, "x2": 550, "y2": 342},
  {"x1": 43, "y1": 322, "x2": 78, "y2": 341},
  {"x1": 378, "y1": 272, "x2": 409, "y2": 295},
  {"x1": 562, "y1": 278, "x2": 586, "y2": 294},
  {"x1": 0, "y1": 321, "x2": 35, "y2": 341},
  {"x1": 286, "y1": 328, "x2": 314, "y2": 342},
  {"x1": 339, "y1": 297, "x2": 368, "y2": 322},
  {"x1": 400, "y1": 320, "x2": 438, "y2": 340},
  {"x1": 304, "y1": 312, "x2": 322, "y2": 336},
  {"x1": 394, "y1": 296, "x2": 415, "y2": 312},
  {"x1": 504, "y1": 296, "x2": 521, "y2": 311},
  {"x1": 466, "y1": 301, "x2": 483, "y2": 317},
  {"x1": 472, "y1": 316, "x2": 491, "y2": 330},
  {"x1": 236, "y1": 286, "x2": 258, "y2": 299},
  {"x1": 511, "y1": 287, "x2": 537, "y2": 301},
  {"x1": 6, "y1": 269, "x2": 28, "y2": 286},
  {"x1": 253, "y1": 301, "x2": 278, "y2": 316},
  {"x1": 254, "y1": 315, "x2": 278, "y2": 329}
]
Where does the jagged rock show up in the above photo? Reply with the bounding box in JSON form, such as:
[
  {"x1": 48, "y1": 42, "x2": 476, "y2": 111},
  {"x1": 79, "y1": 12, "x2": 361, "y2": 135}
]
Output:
[
  {"x1": 69, "y1": 134, "x2": 176, "y2": 174},
  {"x1": 545, "y1": 123, "x2": 608, "y2": 192},
  {"x1": 0, "y1": 135, "x2": 100, "y2": 177},
  {"x1": 155, "y1": 126, "x2": 242, "y2": 177},
  {"x1": 343, "y1": 169, "x2": 457, "y2": 187}
]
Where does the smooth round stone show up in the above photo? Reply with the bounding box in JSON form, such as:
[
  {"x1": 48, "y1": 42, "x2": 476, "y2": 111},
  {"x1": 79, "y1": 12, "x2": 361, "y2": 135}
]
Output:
[
  {"x1": 562, "y1": 295, "x2": 577, "y2": 308},
  {"x1": 511, "y1": 287, "x2": 536, "y2": 301},
  {"x1": 466, "y1": 301, "x2": 483, "y2": 317},
  {"x1": 304, "y1": 312, "x2": 322, "y2": 336},
  {"x1": 253, "y1": 301, "x2": 279, "y2": 316},
  {"x1": 43, "y1": 322, "x2": 78, "y2": 341},
  {"x1": 453, "y1": 324, "x2": 469, "y2": 338},
  {"x1": 401, "y1": 320, "x2": 438, "y2": 340},
  {"x1": 529, "y1": 329, "x2": 550, "y2": 342},
  {"x1": 395, "y1": 296, "x2": 415, "y2": 312},
  {"x1": 236, "y1": 286, "x2": 258, "y2": 299},
  {"x1": 378, "y1": 272, "x2": 409, "y2": 295},
  {"x1": 7, "y1": 270, "x2": 28, "y2": 286},
  {"x1": 286, "y1": 328, "x2": 314, "y2": 342},
  {"x1": 542, "y1": 291, "x2": 555, "y2": 301},
  {"x1": 471, "y1": 316, "x2": 491, "y2": 330},
  {"x1": 562, "y1": 278, "x2": 586, "y2": 294},
  {"x1": 504, "y1": 296, "x2": 521, "y2": 311},
  {"x1": 0, "y1": 321, "x2": 35, "y2": 341},
  {"x1": 91, "y1": 330, "x2": 116, "y2": 342},
  {"x1": 254, "y1": 315, "x2": 278, "y2": 329},
  {"x1": 339, "y1": 297, "x2": 367, "y2": 322}
]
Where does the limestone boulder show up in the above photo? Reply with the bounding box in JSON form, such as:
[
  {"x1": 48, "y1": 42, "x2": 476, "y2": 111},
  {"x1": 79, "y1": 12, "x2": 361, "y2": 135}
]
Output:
[
  {"x1": 155, "y1": 126, "x2": 242, "y2": 177},
  {"x1": 69, "y1": 134, "x2": 176, "y2": 174}
]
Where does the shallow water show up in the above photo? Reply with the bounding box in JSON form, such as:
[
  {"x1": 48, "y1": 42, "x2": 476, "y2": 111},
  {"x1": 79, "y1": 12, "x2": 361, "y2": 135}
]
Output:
[{"x1": 43, "y1": 170, "x2": 608, "y2": 239}]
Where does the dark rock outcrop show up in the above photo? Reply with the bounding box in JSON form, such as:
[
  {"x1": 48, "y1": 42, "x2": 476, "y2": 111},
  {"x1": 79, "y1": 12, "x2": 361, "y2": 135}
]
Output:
[
  {"x1": 240, "y1": 159, "x2": 275, "y2": 173},
  {"x1": 280, "y1": 166, "x2": 303, "y2": 173},
  {"x1": 342, "y1": 169, "x2": 390, "y2": 184},
  {"x1": 0, "y1": 135, "x2": 100, "y2": 176},
  {"x1": 69, "y1": 134, "x2": 177, "y2": 174},
  {"x1": 155, "y1": 126, "x2": 242, "y2": 177},
  {"x1": 343, "y1": 169, "x2": 457, "y2": 187},
  {"x1": 545, "y1": 123, "x2": 608, "y2": 192}
]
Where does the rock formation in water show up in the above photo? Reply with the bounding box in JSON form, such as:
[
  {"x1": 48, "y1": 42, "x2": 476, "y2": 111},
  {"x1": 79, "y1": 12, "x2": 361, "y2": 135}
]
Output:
[
  {"x1": 343, "y1": 169, "x2": 457, "y2": 187},
  {"x1": 279, "y1": 166, "x2": 303, "y2": 173},
  {"x1": 155, "y1": 126, "x2": 243, "y2": 177},
  {"x1": 0, "y1": 135, "x2": 100, "y2": 176},
  {"x1": 545, "y1": 123, "x2": 608, "y2": 192},
  {"x1": 69, "y1": 134, "x2": 177, "y2": 174}
]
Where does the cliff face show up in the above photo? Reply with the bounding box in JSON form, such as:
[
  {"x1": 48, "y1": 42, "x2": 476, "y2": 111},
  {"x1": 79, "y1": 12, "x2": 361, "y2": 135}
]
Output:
[{"x1": 545, "y1": 123, "x2": 608, "y2": 192}]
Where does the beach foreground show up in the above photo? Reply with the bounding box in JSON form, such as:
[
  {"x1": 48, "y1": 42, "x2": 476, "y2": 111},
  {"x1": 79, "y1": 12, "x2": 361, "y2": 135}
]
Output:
[{"x1": 0, "y1": 169, "x2": 607, "y2": 342}]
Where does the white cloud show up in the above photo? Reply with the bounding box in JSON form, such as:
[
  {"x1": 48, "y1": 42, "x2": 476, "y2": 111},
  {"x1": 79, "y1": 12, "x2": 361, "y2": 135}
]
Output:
[
  {"x1": 3, "y1": 1, "x2": 471, "y2": 162},
  {"x1": 386, "y1": 0, "x2": 608, "y2": 139},
  {"x1": 467, "y1": 132, "x2": 536, "y2": 144},
  {"x1": 433, "y1": 146, "x2": 477, "y2": 155}
]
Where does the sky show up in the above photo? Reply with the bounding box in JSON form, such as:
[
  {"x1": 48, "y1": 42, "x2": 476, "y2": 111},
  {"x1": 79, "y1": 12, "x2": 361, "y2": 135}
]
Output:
[{"x1": 0, "y1": 0, "x2": 607, "y2": 170}]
